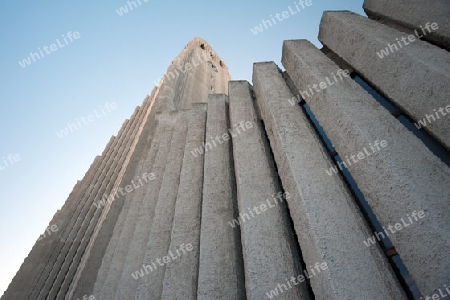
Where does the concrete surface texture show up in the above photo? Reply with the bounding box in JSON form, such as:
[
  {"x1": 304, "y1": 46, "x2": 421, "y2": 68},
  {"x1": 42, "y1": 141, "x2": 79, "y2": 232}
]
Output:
[
  {"x1": 363, "y1": 0, "x2": 450, "y2": 51},
  {"x1": 253, "y1": 61, "x2": 406, "y2": 299},
  {"x1": 319, "y1": 10, "x2": 450, "y2": 150},
  {"x1": 161, "y1": 105, "x2": 207, "y2": 299},
  {"x1": 282, "y1": 39, "x2": 450, "y2": 296},
  {"x1": 2, "y1": 4, "x2": 450, "y2": 299},
  {"x1": 229, "y1": 80, "x2": 310, "y2": 300},
  {"x1": 136, "y1": 111, "x2": 188, "y2": 300},
  {"x1": 196, "y1": 94, "x2": 246, "y2": 300}
]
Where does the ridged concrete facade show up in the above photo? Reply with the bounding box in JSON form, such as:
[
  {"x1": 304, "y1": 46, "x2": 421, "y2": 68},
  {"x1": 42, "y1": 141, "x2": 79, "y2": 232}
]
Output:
[{"x1": 3, "y1": 1, "x2": 449, "y2": 299}]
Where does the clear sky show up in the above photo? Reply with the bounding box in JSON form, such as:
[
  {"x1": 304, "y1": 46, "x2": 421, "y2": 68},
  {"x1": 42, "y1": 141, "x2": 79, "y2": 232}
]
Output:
[{"x1": 0, "y1": 0, "x2": 365, "y2": 296}]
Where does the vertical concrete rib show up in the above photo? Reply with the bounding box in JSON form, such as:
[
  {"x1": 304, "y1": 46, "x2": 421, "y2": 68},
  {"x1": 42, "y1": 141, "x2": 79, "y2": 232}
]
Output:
[
  {"x1": 136, "y1": 111, "x2": 188, "y2": 300},
  {"x1": 161, "y1": 105, "x2": 207, "y2": 300},
  {"x1": 90, "y1": 97, "x2": 158, "y2": 298},
  {"x1": 282, "y1": 39, "x2": 450, "y2": 296},
  {"x1": 94, "y1": 94, "x2": 164, "y2": 300},
  {"x1": 53, "y1": 103, "x2": 148, "y2": 299},
  {"x1": 363, "y1": 0, "x2": 450, "y2": 50},
  {"x1": 114, "y1": 112, "x2": 176, "y2": 299},
  {"x1": 196, "y1": 94, "x2": 245, "y2": 300},
  {"x1": 253, "y1": 62, "x2": 406, "y2": 299},
  {"x1": 228, "y1": 81, "x2": 310, "y2": 300},
  {"x1": 91, "y1": 146, "x2": 154, "y2": 297},
  {"x1": 96, "y1": 125, "x2": 161, "y2": 299},
  {"x1": 318, "y1": 11, "x2": 450, "y2": 150}
]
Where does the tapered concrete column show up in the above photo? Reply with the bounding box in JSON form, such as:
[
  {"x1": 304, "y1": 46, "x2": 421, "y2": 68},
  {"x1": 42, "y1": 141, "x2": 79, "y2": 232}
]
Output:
[
  {"x1": 114, "y1": 112, "x2": 176, "y2": 299},
  {"x1": 91, "y1": 148, "x2": 155, "y2": 297},
  {"x1": 95, "y1": 124, "x2": 161, "y2": 299},
  {"x1": 319, "y1": 11, "x2": 450, "y2": 150},
  {"x1": 96, "y1": 109, "x2": 167, "y2": 299},
  {"x1": 161, "y1": 105, "x2": 207, "y2": 299},
  {"x1": 136, "y1": 112, "x2": 188, "y2": 300},
  {"x1": 92, "y1": 144, "x2": 158, "y2": 298},
  {"x1": 197, "y1": 94, "x2": 245, "y2": 300},
  {"x1": 253, "y1": 62, "x2": 406, "y2": 299},
  {"x1": 228, "y1": 81, "x2": 310, "y2": 300},
  {"x1": 363, "y1": 0, "x2": 450, "y2": 50},
  {"x1": 282, "y1": 39, "x2": 450, "y2": 295}
]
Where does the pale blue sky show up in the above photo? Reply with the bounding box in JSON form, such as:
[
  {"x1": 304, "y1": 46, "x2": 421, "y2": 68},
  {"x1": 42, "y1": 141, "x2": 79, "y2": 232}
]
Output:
[{"x1": 0, "y1": 0, "x2": 365, "y2": 295}]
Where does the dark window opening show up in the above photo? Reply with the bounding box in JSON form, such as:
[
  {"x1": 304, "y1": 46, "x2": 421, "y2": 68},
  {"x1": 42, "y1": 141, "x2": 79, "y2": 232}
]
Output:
[
  {"x1": 207, "y1": 61, "x2": 218, "y2": 73},
  {"x1": 200, "y1": 43, "x2": 205, "y2": 50}
]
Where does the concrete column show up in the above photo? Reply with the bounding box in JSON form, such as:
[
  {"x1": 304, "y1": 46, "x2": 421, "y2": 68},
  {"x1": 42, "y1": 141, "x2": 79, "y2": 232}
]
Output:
[
  {"x1": 93, "y1": 97, "x2": 167, "y2": 299},
  {"x1": 228, "y1": 81, "x2": 310, "y2": 300},
  {"x1": 86, "y1": 102, "x2": 157, "y2": 297},
  {"x1": 197, "y1": 94, "x2": 245, "y2": 300},
  {"x1": 91, "y1": 159, "x2": 150, "y2": 296},
  {"x1": 161, "y1": 105, "x2": 207, "y2": 300},
  {"x1": 318, "y1": 11, "x2": 450, "y2": 150},
  {"x1": 114, "y1": 112, "x2": 176, "y2": 299},
  {"x1": 282, "y1": 39, "x2": 450, "y2": 296},
  {"x1": 136, "y1": 111, "x2": 188, "y2": 300},
  {"x1": 253, "y1": 62, "x2": 406, "y2": 299},
  {"x1": 363, "y1": 0, "x2": 450, "y2": 51},
  {"x1": 96, "y1": 121, "x2": 162, "y2": 299}
]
